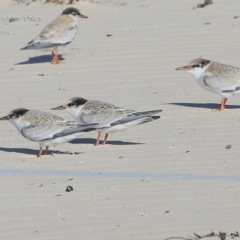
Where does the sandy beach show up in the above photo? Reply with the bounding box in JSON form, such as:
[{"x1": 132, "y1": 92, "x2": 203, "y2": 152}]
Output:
[{"x1": 0, "y1": 0, "x2": 240, "y2": 239}]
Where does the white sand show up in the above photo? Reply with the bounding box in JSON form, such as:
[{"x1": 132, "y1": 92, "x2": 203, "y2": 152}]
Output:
[{"x1": 0, "y1": 0, "x2": 240, "y2": 239}]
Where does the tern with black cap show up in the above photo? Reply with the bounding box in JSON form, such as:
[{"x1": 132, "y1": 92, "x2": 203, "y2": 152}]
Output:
[
  {"x1": 0, "y1": 108, "x2": 97, "y2": 157},
  {"x1": 52, "y1": 97, "x2": 162, "y2": 146}
]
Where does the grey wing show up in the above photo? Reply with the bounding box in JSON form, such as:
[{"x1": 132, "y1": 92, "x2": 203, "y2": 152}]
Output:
[
  {"x1": 80, "y1": 101, "x2": 134, "y2": 126},
  {"x1": 21, "y1": 16, "x2": 77, "y2": 50},
  {"x1": 22, "y1": 121, "x2": 67, "y2": 141},
  {"x1": 22, "y1": 121, "x2": 97, "y2": 142},
  {"x1": 110, "y1": 110, "x2": 161, "y2": 126},
  {"x1": 51, "y1": 123, "x2": 97, "y2": 139},
  {"x1": 202, "y1": 72, "x2": 240, "y2": 92}
]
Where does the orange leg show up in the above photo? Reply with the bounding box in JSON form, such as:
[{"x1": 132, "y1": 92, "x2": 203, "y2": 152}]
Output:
[
  {"x1": 42, "y1": 146, "x2": 49, "y2": 155},
  {"x1": 219, "y1": 98, "x2": 227, "y2": 111},
  {"x1": 94, "y1": 132, "x2": 101, "y2": 146},
  {"x1": 51, "y1": 46, "x2": 60, "y2": 65},
  {"x1": 102, "y1": 133, "x2": 109, "y2": 145},
  {"x1": 37, "y1": 147, "x2": 43, "y2": 158}
]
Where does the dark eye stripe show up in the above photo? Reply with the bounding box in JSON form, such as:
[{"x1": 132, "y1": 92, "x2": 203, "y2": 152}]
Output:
[
  {"x1": 194, "y1": 64, "x2": 201, "y2": 67},
  {"x1": 10, "y1": 114, "x2": 19, "y2": 118},
  {"x1": 192, "y1": 59, "x2": 211, "y2": 68},
  {"x1": 68, "y1": 102, "x2": 76, "y2": 107}
]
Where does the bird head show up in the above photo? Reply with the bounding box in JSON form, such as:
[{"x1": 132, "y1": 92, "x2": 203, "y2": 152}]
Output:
[
  {"x1": 176, "y1": 58, "x2": 211, "y2": 79},
  {"x1": 62, "y1": 7, "x2": 88, "y2": 19},
  {"x1": 51, "y1": 97, "x2": 88, "y2": 121},
  {"x1": 0, "y1": 108, "x2": 30, "y2": 131}
]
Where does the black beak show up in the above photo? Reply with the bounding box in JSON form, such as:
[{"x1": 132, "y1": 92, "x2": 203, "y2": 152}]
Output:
[
  {"x1": 0, "y1": 115, "x2": 10, "y2": 120},
  {"x1": 80, "y1": 14, "x2": 88, "y2": 19}
]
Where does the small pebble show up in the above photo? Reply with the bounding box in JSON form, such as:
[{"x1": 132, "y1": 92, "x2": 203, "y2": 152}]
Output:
[
  {"x1": 66, "y1": 186, "x2": 74, "y2": 192},
  {"x1": 197, "y1": 0, "x2": 212, "y2": 8},
  {"x1": 225, "y1": 144, "x2": 232, "y2": 149},
  {"x1": 205, "y1": 0, "x2": 213, "y2": 4},
  {"x1": 197, "y1": 4, "x2": 205, "y2": 8}
]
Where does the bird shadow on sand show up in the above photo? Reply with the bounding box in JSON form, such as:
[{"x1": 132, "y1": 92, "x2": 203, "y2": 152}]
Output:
[
  {"x1": 169, "y1": 102, "x2": 240, "y2": 110},
  {"x1": 0, "y1": 147, "x2": 41, "y2": 155},
  {"x1": 70, "y1": 138, "x2": 144, "y2": 146},
  {"x1": 16, "y1": 54, "x2": 65, "y2": 65}
]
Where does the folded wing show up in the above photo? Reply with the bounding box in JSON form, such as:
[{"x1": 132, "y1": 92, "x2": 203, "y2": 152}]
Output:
[
  {"x1": 21, "y1": 16, "x2": 78, "y2": 50},
  {"x1": 22, "y1": 121, "x2": 97, "y2": 142},
  {"x1": 110, "y1": 110, "x2": 161, "y2": 126}
]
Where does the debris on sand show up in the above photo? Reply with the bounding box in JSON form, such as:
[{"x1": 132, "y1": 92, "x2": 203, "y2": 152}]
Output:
[
  {"x1": 225, "y1": 144, "x2": 232, "y2": 149},
  {"x1": 194, "y1": 0, "x2": 213, "y2": 9},
  {"x1": 230, "y1": 232, "x2": 239, "y2": 239},
  {"x1": 44, "y1": 0, "x2": 78, "y2": 4},
  {"x1": 13, "y1": 0, "x2": 79, "y2": 5},
  {"x1": 51, "y1": 150, "x2": 75, "y2": 156},
  {"x1": 165, "y1": 231, "x2": 231, "y2": 240}
]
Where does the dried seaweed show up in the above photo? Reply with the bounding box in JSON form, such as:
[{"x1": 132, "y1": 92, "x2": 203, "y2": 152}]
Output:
[
  {"x1": 13, "y1": 0, "x2": 127, "y2": 5},
  {"x1": 13, "y1": 0, "x2": 79, "y2": 5},
  {"x1": 165, "y1": 231, "x2": 233, "y2": 240}
]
